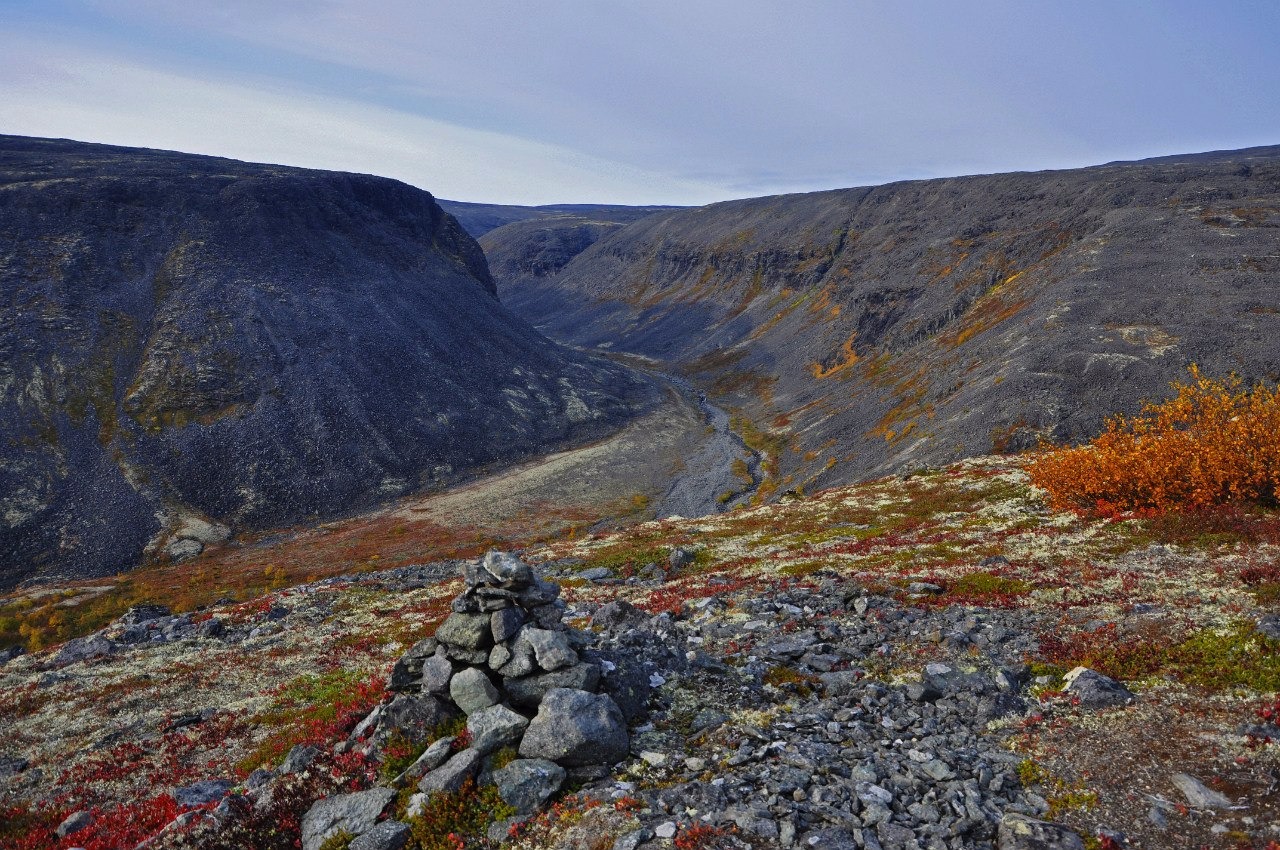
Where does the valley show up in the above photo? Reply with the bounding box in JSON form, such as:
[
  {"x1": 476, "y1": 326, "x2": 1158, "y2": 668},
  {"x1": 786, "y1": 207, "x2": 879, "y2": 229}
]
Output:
[{"x1": 3, "y1": 137, "x2": 1280, "y2": 850}]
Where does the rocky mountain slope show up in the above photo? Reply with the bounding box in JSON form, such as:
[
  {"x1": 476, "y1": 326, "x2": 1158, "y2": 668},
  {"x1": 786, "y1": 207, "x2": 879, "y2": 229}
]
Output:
[
  {"x1": 489, "y1": 145, "x2": 1280, "y2": 501},
  {"x1": 4, "y1": 456, "x2": 1279, "y2": 849},
  {"x1": 0, "y1": 136, "x2": 657, "y2": 588},
  {"x1": 438, "y1": 201, "x2": 677, "y2": 239}
]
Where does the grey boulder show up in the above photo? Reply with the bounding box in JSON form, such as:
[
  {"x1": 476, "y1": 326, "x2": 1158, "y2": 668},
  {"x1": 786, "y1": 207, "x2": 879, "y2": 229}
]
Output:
[
  {"x1": 504, "y1": 662, "x2": 601, "y2": 709},
  {"x1": 518, "y1": 688, "x2": 628, "y2": 767},
  {"x1": 348, "y1": 820, "x2": 411, "y2": 850},
  {"x1": 435, "y1": 612, "x2": 493, "y2": 650},
  {"x1": 418, "y1": 748, "x2": 483, "y2": 795},
  {"x1": 522, "y1": 627, "x2": 578, "y2": 671},
  {"x1": 449, "y1": 667, "x2": 499, "y2": 715},
  {"x1": 493, "y1": 758, "x2": 565, "y2": 814},
  {"x1": 467, "y1": 704, "x2": 529, "y2": 755},
  {"x1": 1063, "y1": 667, "x2": 1134, "y2": 708},
  {"x1": 300, "y1": 787, "x2": 396, "y2": 850}
]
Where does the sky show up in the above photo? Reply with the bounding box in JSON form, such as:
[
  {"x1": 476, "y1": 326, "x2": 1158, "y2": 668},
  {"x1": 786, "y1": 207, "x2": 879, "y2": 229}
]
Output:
[{"x1": 2, "y1": 1, "x2": 1277, "y2": 205}]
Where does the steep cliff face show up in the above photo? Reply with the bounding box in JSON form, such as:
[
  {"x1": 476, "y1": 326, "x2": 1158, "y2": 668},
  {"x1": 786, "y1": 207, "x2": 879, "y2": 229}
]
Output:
[
  {"x1": 437, "y1": 200, "x2": 676, "y2": 238},
  {"x1": 0, "y1": 136, "x2": 656, "y2": 586},
  {"x1": 491, "y1": 145, "x2": 1280, "y2": 498}
]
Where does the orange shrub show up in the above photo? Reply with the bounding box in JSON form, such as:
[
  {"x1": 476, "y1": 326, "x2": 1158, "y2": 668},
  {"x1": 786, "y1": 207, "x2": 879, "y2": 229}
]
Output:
[{"x1": 1029, "y1": 366, "x2": 1280, "y2": 513}]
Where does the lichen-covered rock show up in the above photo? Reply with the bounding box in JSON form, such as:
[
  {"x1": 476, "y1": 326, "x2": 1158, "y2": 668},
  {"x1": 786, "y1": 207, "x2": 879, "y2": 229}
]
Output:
[
  {"x1": 348, "y1": 820, "x2": 410, "y2": 850},
  {"x1": 503, "y1": 662, "x2": 601, "y2": 709},
  {"x1": 522, "y1": 627, "x2": 577, "y2": 671},
  {"x1": 467, "y1": 704, "x2": 530, "y2": 755},
  {"x1": 518, "y1": 688, "x2": 628, "y2": 767},
  {"x1": 435, "y1": 613, "x2": 493, "y2": 650},
  {"x1": 301, "y1": 787, "x2": 396, "y2": 850},
  {"x1": 449, "y1": 667, "x2": 499, "y2": 715},
  {"x1": 372, "y1": 695, "x2": 455, "y2": 747},
  {"x1": 492, "y1": 758, "x2": 565, "y2": 814},
  {"x1": 418, "y1": 748, "x2": 483, "y2": 795},
  {"x1": 1063, "y1": 667, "x2": 1134, "y2": 708}
]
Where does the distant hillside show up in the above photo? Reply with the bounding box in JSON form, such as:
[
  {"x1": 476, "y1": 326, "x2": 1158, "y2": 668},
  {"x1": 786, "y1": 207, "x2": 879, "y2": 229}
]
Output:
[
  {"x1": 488, "y1": 144, "x2": 1280, "y2": 499},
  {"x1": 437, "y1": 199, "x2": 678, "y2": 238},
  {"x1": 0, "y1": 136, "x2": 657, "y2": 587}
]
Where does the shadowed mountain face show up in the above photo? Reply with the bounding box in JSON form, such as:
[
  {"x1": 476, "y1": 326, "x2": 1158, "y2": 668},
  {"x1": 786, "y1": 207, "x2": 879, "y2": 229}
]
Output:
[
  {"x1": 489, "y1": 145, "x2": 1280, "y2": 497},
  {"x1": 0, "y1": 136, "x2": 656, "y2": 587},
  {"x1": 438, "y1": 200, "x2": 678, "y2": 238}
]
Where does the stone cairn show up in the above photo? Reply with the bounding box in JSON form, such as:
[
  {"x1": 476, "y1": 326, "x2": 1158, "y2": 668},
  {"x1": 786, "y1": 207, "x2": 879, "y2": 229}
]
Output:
[{"x1": 385, "y1": 552, "x2": 627, "y2": 820}]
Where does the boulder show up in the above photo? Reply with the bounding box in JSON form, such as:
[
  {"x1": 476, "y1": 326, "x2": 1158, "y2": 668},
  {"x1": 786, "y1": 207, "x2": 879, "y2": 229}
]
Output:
[
  {"x1": 449, "y1": 668, "x2": 499, "y2": 715},
  {"x1": 373, "y1": 695, "x2": 455, "y2": 747},
  {"x1": 482, "y1": 550, "x2": 533, "y2": 584},
  {"x1": 997, "y1": 813, "x2": 1085, "y2": 849},
  {"x1": 467, "y1": 704, "x2": 529, "y2": 755},
  {"x1": 397, "y1": 736, "x2": 456, "y2": 782},
  {"x1": 301, "y1": 787, "x2": 396, "y2": 850},
  {"x1": 279, "y1": 744, "x2": 320, "y2": 775},
  {"x1": 51, "y1": 634, "x2": 114, "y2": 667},
  {"x1": 522, "y1": 628, "x2": 578, "y2": 671},
  {"x1": 389, "y1": 638, "x2": 439, "y2": 691},
  {"x1": 504, "y1": 663, "x2": 601, "y2": 709},
  {"x1": 349, "y1": 820, "x2": 411, "y2": 850},
  {"x1": 493, "y1": 758, "x2": 565, "y2": 814},
  {"x1": 491, "y1": 608, "x2": 525, "y2": 643},
  {"x1": 435, "y1": 612, "x2": 493, "y2": 650},
  {"x1": 518, "y1": 688, "x2": 628, "y2": 767},
  {"x1": 418, "y1": 748, "x2": 483, "y2": 795},
  {"x1": 1063, "y1": 667, "x2": 1134, "y2": 708},
  {"x1": 420, "y1": 651, "x2": 454, "y2": 695}
]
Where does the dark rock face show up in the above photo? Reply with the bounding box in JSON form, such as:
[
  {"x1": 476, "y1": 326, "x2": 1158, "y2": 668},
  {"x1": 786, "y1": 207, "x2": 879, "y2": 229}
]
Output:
[
  {"x1": 488, "y1": 144, "x2": 1280, "y2": 495},
  {"x1": 0, "y1": 136, "x2": 656, "y2": 586},
  {"x1": 438, "y1": 200, "x2": 677, "y2": 238}
]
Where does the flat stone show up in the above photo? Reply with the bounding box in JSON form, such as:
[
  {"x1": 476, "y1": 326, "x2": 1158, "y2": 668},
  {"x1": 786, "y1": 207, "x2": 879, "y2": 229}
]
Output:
[
  {"x1": 997, "y1": 813, "x2": 1085, "y2": 849},
  {"x1": 418, "y1": 748, "x2": 482, "y2": 795},
  {"x1": 523, "y1": 628, "x2": 578, "y2": 671},
  {"x1": 1171, "y1": 772, "x2": 1233, "y2": 809},
  {"x1": 396, "y1": 737, "x2": 456, "y2": 782},
  {"x1": 301, "y1": 787, "x2": 396, "y2": 850},
  {"x1": 493, "y1": 758, "x2": 565, "y2": 814},
  {"x1": 349, "y1": 820, "x2": 410, "y2": 850},
  {"x1": 518, "y1": 688, "x2": 628, "y2": 767},
  {"x1": 449, "y1": 668, "x2": 499, "y2": 715},
  {"x1": 435, "y1": 612, "x2": 493, "y2": 650},
  {"x1": 467, "y1": 704, "x2": 530, "y2": 755},
  {"x1": 491, "y1": 608, "x2": 525, "y2": 643},
  {"x1": 504, "y1": 663, "x2": 601, "y2": 709}
]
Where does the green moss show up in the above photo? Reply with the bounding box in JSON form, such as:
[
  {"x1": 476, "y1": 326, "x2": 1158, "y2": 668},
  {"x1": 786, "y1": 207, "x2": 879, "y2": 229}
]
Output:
[
  {"x1": 1170, "y1": 623, "x2": 1280, "y2": 690},
  {"x1": 317, "y1": 830, "x2": 355, "y2": 850},
  {"x1": 946, "y1": 571, "x2": 1032, "y2": 598}
]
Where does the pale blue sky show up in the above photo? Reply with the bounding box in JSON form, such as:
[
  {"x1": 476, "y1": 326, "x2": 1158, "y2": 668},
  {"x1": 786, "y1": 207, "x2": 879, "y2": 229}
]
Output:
[{"x1": 2, "y1": 1, "x2": 1277, "y2": 204}]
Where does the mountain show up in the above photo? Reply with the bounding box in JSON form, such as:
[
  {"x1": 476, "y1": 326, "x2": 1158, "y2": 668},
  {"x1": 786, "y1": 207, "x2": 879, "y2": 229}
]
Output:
[
  {"x1": 437, "y1": 200, "x2": 679, "y2": 238},
  {"x1": 0, "y1": 136, "x2": 657, "y2": 587},
  {"x1": 489, "y1": 144, "x2": 1280, "y2": 499}
]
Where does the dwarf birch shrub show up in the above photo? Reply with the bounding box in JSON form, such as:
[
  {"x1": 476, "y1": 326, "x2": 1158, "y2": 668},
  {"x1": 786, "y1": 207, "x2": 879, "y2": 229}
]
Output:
[{"x1": 1030, "y1": 366, "x2": 1280, "y2": 513}]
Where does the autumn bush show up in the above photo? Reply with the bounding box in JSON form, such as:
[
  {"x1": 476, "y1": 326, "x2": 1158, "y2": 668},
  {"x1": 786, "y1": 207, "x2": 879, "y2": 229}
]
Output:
[{"x1": 1029, "y1": 366, "x2": 1280, "y2": 514}]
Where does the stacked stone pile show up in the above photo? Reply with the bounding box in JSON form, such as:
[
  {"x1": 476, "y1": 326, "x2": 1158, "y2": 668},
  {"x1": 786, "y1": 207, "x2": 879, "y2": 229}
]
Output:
[{"x1": 303, "y1": 551, "x2": 632, "y2": 850}]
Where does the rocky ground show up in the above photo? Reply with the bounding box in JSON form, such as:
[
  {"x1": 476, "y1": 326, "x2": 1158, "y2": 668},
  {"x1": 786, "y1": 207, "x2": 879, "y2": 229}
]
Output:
[{"x1": 3, "y1": 456, "x2": 1280, "y2": 849}]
